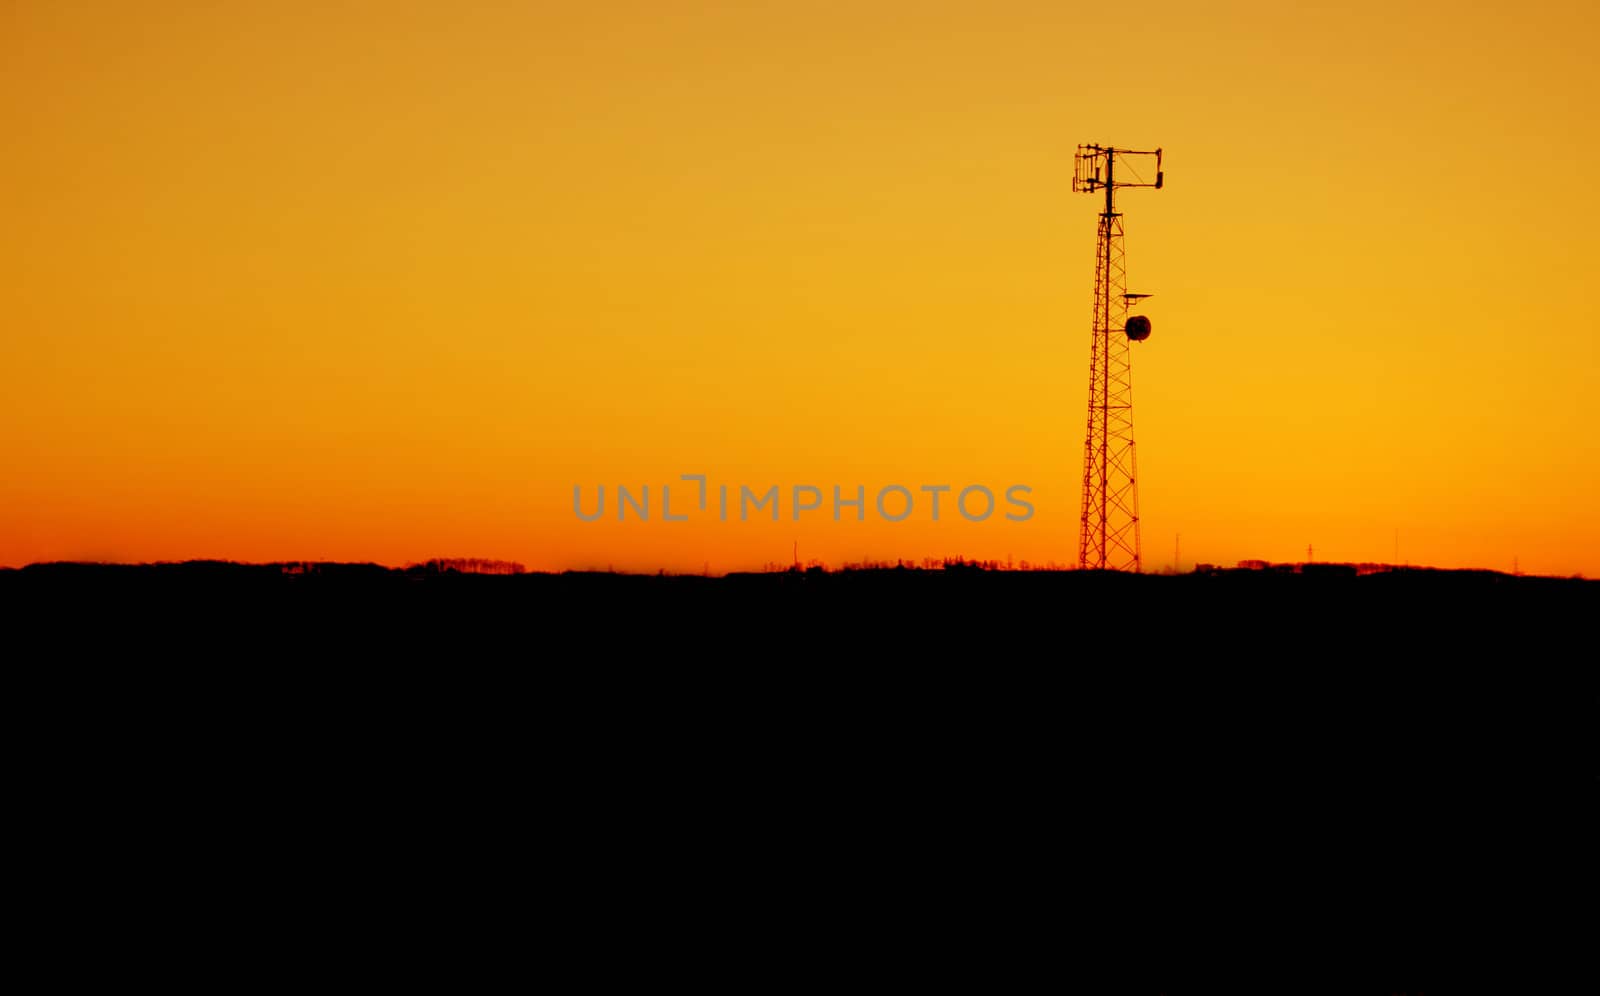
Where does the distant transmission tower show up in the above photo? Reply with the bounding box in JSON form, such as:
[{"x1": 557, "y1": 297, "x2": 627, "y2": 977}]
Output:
[{"x1": 1072, "y1": 143, "x2": 1164, "y2": 571}]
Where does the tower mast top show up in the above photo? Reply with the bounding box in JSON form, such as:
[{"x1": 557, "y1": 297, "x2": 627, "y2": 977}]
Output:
[{"x1": 1072, "y1": 145, "x2": 1164, "y2": 214}]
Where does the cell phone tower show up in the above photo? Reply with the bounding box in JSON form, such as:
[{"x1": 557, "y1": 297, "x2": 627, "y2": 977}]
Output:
[{"x1": 1072, "y1": 143, "x2": 1163, "y2": 572}]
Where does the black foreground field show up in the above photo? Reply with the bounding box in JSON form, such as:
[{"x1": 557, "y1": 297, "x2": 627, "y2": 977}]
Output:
[
  {"x1": 6, "y1": 560, "x2": 1591, "y2": 955},
  {"x1": 4, "y1": 559, "x2": 1592, "y2": 653}
]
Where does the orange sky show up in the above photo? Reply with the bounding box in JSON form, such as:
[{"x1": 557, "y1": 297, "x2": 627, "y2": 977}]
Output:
[{"x1": 3, "y1": 1, "x2": 1597, "y2": 575}]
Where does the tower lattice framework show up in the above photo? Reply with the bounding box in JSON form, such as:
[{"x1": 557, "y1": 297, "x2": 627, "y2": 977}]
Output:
[{"x1": 1073, "y1": 144, "x2": 1163, "y2": 571}]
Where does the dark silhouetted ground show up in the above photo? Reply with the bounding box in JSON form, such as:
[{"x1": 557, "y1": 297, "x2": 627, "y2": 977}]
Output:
[{"x1": 5, "y1": 560, "x2": 1589, "y2": 959}]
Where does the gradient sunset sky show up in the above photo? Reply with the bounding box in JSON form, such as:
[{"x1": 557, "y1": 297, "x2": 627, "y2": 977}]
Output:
[{"x1": 4, "y1": 1, "x2": 1597, "y2": 575}]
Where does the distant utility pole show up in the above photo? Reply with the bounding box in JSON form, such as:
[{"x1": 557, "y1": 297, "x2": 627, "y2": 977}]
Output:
[{"x1": 1072, "y1": 143, "x2": 1164, "y2": 572}]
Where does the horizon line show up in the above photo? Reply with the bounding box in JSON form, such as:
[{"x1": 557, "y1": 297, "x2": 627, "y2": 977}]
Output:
[{"x1": 0, "y1": 556, "x2": 1586, "y2": 582}]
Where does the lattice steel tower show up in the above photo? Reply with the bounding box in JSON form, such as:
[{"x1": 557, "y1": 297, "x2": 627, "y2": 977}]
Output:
[{"x1": 1072, "y1": 143, "x2": 1163, "y2": 571}]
